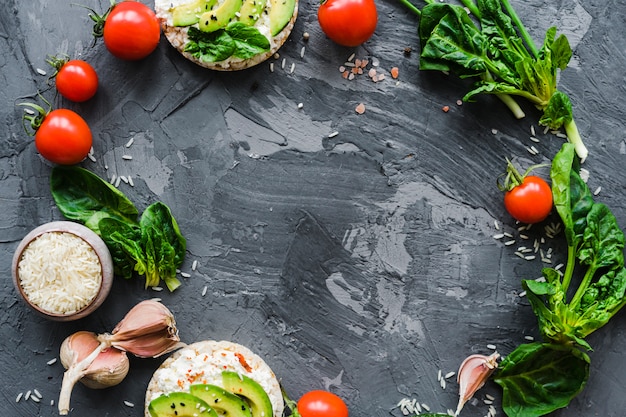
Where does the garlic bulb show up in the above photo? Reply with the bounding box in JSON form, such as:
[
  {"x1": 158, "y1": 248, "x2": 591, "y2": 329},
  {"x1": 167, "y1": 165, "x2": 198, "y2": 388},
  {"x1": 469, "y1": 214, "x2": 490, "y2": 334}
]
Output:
[{"x1": 58, "y1": 331, "x2": 129, "y2": 414}]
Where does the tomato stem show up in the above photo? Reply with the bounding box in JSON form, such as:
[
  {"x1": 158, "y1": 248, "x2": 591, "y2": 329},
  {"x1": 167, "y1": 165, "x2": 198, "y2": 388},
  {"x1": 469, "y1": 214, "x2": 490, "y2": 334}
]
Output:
[
  {"x1": 497, "y1": 158, "x2": 550, "y2": 192},
  {"x1": 17, "y1": 93, "x2": 53, "y2": 135},
  {"x1": 71, "y1": 0, "x2": 116, "y2": 41}
]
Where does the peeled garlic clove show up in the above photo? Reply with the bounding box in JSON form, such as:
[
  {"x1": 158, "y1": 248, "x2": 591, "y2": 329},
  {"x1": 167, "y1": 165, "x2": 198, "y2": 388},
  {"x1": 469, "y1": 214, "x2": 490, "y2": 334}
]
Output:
[
  {"x1": 455, "y1": 352, "x2": 500, "y2": 416},
  {"x1": 102, "y1": 299, "x2": 185, "y2": 358}
]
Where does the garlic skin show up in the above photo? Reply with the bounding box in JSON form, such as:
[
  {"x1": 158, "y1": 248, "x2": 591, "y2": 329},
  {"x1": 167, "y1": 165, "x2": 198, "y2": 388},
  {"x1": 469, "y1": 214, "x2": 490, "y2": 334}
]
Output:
[
  {"x1": 99, "y1": 298, "x2": 185, "y2": 358},
  {"x1": 455, "y1": 352, "x2": 500, "y2": 416}
]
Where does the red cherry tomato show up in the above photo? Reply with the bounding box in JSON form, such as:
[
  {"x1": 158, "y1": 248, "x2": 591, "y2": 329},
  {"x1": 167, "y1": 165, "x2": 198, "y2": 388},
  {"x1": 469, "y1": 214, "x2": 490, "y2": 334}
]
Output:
[
  {"x1": 297, "y1": 390, "x2": 349, "y2": 417},
  {"x1": 317, "y1": 0, "x2": 377, "y2": 47},
  {"x1": 103, "y1": 1, "x2": 161, "y2": 60},
  {"x1": 54, "y1": 60, "x2": 98, "y2": 102},
  {"x1": 34, "y1": 109, "x2": 93, "y2": 165},
  {"x1": 504, "y1": 175, "x2": 553, "y2": 224}
]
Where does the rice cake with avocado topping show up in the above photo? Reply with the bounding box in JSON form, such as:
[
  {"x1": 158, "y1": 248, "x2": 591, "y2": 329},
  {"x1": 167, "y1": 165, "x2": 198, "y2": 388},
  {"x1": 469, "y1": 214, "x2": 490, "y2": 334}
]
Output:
[
  {"x1": 154, "y1": 0, "x2": 298, "y2": 71},
  {"x1": 144, "y1": 340, "x2": 284, "y2": 417}
]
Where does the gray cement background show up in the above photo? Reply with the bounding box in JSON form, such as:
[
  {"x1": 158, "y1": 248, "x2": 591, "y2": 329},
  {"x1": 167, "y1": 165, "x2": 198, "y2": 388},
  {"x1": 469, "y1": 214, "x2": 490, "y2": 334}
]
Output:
[{"x1": 1, "y1": 0, "x2": 626, "y2": 416}]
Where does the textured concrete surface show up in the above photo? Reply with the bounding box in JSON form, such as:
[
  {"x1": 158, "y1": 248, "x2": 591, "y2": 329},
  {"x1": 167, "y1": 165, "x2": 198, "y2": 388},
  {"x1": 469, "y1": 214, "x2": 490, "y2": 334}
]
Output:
[{"x1": 1, "y1": 0, "x2": 626, "y2": 416}]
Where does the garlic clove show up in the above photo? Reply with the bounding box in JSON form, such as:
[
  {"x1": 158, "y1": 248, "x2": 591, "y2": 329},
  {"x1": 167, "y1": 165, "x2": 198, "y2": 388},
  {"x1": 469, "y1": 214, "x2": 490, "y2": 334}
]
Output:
[
  {"x1": 102, "y1": 298, "x2": 185, "y2": 358},
  {"x1": 455, "y1": 352, "x2": 500, "y2": 416},
  {"x1": 79, "y1": 345, "x2": 130, "y2": 389},
  {"x1": 58, "y1": 331, "x2": 130, "y2": 415}
]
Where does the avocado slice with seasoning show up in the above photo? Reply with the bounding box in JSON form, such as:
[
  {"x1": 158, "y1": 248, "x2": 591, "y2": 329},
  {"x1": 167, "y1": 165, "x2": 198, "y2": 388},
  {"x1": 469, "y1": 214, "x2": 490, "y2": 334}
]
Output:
[
  {"x1": 198, "y1": 0, "x2": 244, "y2": 32},
  {"x1": 190, "y1": 384, "x2": 253, "y2": 417},
  {"x1": 172, "y1": 0, "x2": 218, "y2": 26},
  {"x1": 268, "y1": 0, "x2": 296, "y2": 36},
  {"x1": 221, "y1": 372, "x2": 273, "y2": 417},
  {"x1": 148, "y1": 392, "x2": 218, "y2": 417},
  {"x1": 237, "y1": 0, "x2": 267, "y2": 26}
]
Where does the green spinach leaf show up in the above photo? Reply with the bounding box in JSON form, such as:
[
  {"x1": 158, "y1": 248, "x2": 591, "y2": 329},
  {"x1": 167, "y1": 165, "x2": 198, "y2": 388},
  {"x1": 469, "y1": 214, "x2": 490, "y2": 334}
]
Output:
[
  {"x1": 50, "y1": 166, "x2": 138, "y2": 234},
  {"x1": 494, "y1": 343, "x2": 589, "y2": 417},
  {"x1": 50, "y1": 166, "x2": 186, "y2": 291}
]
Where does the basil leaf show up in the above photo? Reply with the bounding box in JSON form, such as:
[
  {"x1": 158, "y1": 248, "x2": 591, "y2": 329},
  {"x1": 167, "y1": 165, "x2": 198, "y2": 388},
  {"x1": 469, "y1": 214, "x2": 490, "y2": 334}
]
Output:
[
  {"x1": 185, "y1": 24, "x2": 270, "y2": 63},
  {"x1": 226, "y1": 22, "x2": 270, "y2": 59},
  {"x1": 494, "y1": 343, "x2": 589, "y2": 417},
  {"x1": 185, "y1": 26, "x2": 235, "y2": 63}
]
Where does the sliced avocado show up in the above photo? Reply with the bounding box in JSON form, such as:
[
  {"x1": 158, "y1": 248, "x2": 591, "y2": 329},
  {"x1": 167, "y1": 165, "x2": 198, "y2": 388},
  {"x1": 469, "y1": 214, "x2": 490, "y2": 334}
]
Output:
[
  {"x1": 198, "y1": 0, "x2": 244, "y2": 32},
  {"x1": 148, "y1": 392, "x2": 219, "y2": 417},
  {"x1": 269, "y1": 0, "x2": 296, "y2": 36},
  {"x1": 190, "y1": 384, "x2": 252, "y2": 417},
  {"x1": 221, "y1": 372, "x2": 273, "y2": 417},
  {"x1": 172, "y1": 0, "x2": 218, "y2": 26},
  {"x1": 237, "y1": 0, "x2": 267, "y2": 26}
]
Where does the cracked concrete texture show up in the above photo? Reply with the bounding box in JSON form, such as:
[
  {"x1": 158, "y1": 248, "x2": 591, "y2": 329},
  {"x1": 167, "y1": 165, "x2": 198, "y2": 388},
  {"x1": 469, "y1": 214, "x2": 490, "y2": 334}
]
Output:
[{"x1": 1, "y1": 0, "x2": 626, "y2": 416}]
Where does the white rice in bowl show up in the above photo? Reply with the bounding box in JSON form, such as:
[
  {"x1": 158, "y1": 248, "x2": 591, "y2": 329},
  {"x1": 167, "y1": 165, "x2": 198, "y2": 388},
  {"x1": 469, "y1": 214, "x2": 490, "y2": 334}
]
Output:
[{"x1": 17, "y1": 231, "x2": 102, "y2": 315}]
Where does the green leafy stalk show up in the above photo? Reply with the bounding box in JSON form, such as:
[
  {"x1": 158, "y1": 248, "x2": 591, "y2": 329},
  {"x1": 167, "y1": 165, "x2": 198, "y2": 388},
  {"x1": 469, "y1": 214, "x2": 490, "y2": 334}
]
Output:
[
  {"x1": 399, "y1": 0, "x2": 589, "y2": 160},
  {"x1": 50, "y1": 166, "x2": 186, "y2": 291}
]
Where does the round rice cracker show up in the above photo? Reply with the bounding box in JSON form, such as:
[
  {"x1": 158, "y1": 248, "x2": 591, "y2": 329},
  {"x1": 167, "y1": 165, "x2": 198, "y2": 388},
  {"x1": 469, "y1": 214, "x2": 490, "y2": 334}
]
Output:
[
  {"x1": 155, "y1": 0, "x2": 298, "y2": 71},
  {"x1": 144, "y1": 340, "x2": 284, "y2": 417}
]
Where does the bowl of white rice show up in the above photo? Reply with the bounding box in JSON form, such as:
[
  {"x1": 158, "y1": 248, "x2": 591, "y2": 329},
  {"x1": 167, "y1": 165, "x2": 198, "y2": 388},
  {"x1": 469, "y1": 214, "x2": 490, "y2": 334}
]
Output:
[{"x1": 11, "y1": 221, "x2": 114, "y2": 321}]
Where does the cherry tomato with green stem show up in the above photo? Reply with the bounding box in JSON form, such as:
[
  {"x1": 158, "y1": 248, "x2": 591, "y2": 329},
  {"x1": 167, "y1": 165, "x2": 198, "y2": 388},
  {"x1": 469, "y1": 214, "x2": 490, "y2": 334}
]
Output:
[
  {"x1": 85, "y1": 1, "x2": 161, "y2": 60},
  {"x1": 318, "y1": 0, "x2": 377, "y2": 47},
  {"x1": 498, "y1": 159, "x2": 553, "y2": 224},
  {"x1": 47, "y1": 56, "x2": 98, "y2": 102},
  {"x1": 20, "y1": 100, "x2": 93, "y2": 165},
  {"x1": 297, "y1": 390, "x2": 349, "y2": 417}
]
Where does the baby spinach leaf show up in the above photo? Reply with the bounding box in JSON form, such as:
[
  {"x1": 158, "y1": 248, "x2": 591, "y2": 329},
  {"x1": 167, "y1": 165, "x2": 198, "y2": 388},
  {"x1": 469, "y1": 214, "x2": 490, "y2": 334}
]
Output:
[
  {"x1": 227, "y1": 22, "x2": 271, "y2": 59},
  {"x1": 494, "y1": 343, "x2": 589, "y2": 417},
  {"x1": 140, "y1": 202, "x2": 185, "y2": 291},
  {"x1": 50, "y1": 166, "x2": 186, "y2": 291},
  {"x1": 51, "y1": 166, "x2": 138, "y2": 234},
  {"x1": 419, "y1": 3, "x2": 487, "y2": 77},
  {"x1": 98, "y1": 217, "x2": 143, "y2": 280}
]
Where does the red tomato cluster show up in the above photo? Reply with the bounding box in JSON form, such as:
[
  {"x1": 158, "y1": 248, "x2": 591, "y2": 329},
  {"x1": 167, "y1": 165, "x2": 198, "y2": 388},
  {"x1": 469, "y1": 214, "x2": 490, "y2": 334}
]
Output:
[{"x1": 26, "y1": 1, "x2": 161, "y2": 165}]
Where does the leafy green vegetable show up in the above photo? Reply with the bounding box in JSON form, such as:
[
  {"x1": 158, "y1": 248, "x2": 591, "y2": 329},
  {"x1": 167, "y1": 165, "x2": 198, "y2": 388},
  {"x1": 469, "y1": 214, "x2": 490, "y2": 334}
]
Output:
[
  {"x1": 49, "y1": 165, "x2": 138, "y2": 234},
  {"x1": 398, "y1": 0, "x2": 588, "y2": 161},
  {"x1": 50, "y1": 166, "x2": 186, "y2": 291},
  {"x1": 185, "y1": 23, "x2": 270, "y2": 63},
  {"x1": 492, "y1": 143, "x2": 626, "y2": 416},
  {"x1": 524, "y1": 143, "x2": 626, "y2": 349},
  {"x1": 494, "y1": 343, "x2": 589, "y2": 417}
]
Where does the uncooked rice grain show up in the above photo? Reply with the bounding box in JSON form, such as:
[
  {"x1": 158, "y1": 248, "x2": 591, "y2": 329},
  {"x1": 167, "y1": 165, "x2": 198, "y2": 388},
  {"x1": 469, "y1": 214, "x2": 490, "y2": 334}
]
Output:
[{"x1": 18, "y1": 232, "x2": 102, "y2": 315}]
